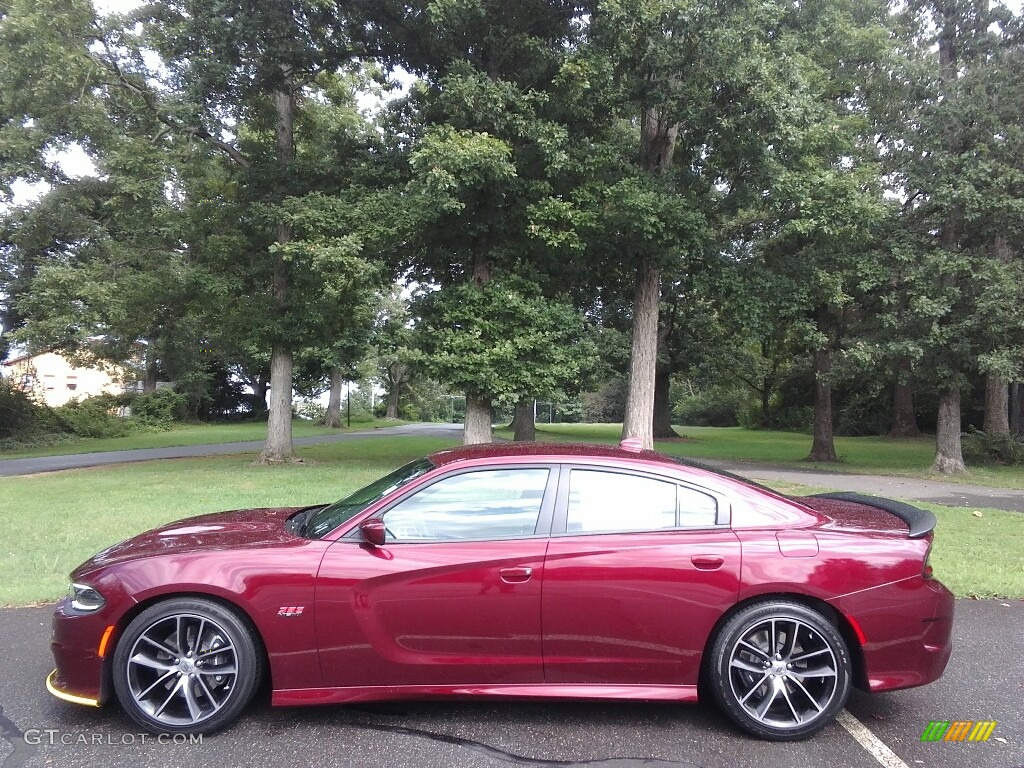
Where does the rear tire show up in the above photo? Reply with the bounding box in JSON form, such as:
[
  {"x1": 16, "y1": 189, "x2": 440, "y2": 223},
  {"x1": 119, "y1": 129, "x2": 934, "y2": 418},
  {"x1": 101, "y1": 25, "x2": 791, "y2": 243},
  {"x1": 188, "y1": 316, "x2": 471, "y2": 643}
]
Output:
[
  {"x1": 112, "y1": 597, "x2": 263, "y2": 735},
  {"x1": 708, "y1": 600, "x2": 851, "y2": 741}
]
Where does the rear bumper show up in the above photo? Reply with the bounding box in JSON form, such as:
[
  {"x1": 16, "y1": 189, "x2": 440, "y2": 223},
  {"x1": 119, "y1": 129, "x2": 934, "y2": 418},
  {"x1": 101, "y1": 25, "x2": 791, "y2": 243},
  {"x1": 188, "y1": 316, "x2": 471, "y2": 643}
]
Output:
[{"x1": 838, "y1": 576, "x2": 954, "y2": 692}]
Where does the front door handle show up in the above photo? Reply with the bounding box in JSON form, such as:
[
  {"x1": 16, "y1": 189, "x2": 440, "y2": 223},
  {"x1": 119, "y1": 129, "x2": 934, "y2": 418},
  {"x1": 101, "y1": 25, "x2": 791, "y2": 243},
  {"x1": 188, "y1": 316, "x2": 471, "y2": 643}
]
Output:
[
  {"x1": 691, "y1": 554, "x2": 725, "y2": 571},
  {"x1": 499, "y1": 567, "x2": 533, "y2": 584}
]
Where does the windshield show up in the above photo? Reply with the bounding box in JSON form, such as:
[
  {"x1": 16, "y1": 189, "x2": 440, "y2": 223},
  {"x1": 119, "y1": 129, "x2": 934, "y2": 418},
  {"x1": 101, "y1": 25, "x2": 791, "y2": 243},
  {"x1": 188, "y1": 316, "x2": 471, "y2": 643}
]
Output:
[{"x1": 303, "y1": 458, "x2": 434, "y2": 539}]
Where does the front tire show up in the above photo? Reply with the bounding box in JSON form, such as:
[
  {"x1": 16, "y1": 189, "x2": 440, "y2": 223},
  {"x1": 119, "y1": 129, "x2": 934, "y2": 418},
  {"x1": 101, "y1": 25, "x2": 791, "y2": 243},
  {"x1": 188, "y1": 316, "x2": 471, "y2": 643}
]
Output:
[
  {"x1": 112, "y1": 597, "x2": 263, "y2": 734},
  {"x1": 708, "y1": 600, "x2": 851, "y2": 741}
]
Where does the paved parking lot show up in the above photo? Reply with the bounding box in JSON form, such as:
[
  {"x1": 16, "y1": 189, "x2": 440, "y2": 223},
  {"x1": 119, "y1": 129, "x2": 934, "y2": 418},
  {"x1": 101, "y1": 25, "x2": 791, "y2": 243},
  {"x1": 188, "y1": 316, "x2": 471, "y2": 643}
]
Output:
[{"x1": 0, "y1": 600, "x2": 1019, "y2": 768}]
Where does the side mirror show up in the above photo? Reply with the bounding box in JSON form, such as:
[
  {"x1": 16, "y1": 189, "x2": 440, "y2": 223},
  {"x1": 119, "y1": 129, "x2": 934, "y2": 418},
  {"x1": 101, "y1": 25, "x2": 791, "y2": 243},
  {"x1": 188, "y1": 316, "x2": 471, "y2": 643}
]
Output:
[{"x1": 359, "y1": 518, "x2": 387, "y2": 547}]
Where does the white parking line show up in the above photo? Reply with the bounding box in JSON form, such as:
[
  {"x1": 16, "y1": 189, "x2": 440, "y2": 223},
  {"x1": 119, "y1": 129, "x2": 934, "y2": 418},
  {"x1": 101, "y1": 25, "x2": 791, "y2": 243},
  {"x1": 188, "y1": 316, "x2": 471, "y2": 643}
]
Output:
[{"x1": 837, "y1": 709, "x2": 912, "y2": 768}]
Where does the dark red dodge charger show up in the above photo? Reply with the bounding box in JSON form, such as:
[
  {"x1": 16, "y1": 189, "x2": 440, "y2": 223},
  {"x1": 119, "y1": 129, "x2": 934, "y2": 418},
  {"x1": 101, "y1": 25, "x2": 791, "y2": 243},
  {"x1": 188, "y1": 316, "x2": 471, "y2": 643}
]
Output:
[{"x1": 48, "y1": 440, "x2": 953, "y2": 740}]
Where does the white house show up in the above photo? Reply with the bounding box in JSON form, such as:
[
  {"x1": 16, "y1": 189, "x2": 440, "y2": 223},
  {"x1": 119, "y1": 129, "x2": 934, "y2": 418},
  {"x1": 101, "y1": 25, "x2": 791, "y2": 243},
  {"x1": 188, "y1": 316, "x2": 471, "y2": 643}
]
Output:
[{"x1": 1, "y1": 351, "x2": 138, "y2": 407}]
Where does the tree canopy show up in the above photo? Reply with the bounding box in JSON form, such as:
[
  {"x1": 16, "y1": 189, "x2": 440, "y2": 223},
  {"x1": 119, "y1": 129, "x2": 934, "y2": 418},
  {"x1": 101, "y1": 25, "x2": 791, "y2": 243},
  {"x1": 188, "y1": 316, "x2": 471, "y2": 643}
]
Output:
[{"x1": 3, "y1": 0, "x2": 1023, "y2": 472}]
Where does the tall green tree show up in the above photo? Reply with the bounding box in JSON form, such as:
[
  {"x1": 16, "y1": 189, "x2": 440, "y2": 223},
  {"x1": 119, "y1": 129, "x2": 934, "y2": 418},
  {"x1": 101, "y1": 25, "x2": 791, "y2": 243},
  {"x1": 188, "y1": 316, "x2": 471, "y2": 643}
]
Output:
[
  {"x1": 372, "y1": 285, "x2": 416, "y2": 421},
  {"x1": 2, "y1": 1, "x2": 392, "y2": 459},
  {"x1": 387, "y1": 0, "x2": 587, "y2": 443},
  {"x1": 881, "y1": 0, "x2": 1024, "y2": 472},
  {"x1": 108, "y1": 1, "x2": 376, "y2": 461},
  {"x1": 541, "y1": 0, "x2": 817, "y2": 449},
  {"x1": 750, "y1": 0, "x2": 892, "y2": 462},
  {"x1": 413, "y1": 274, "x2": 596, "y2": 430}
]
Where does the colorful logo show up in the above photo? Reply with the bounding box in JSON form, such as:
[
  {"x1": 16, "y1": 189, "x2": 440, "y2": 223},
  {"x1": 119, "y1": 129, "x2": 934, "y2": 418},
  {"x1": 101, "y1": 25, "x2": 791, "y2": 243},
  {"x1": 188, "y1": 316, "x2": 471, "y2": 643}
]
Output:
[{"x1": 921, "y1": 721, "x2": 997, "y2": 742}]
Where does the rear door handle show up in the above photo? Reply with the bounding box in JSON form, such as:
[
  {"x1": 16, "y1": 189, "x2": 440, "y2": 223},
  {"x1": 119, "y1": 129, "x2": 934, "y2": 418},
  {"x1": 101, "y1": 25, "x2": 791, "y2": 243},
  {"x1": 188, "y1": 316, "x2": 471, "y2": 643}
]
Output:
[
  {"x1": 499, "y1": 567, "x2": 533, "y2": 584},
  {"x1": 691, "y1": 554, "x2": 725, "y2": 571}
]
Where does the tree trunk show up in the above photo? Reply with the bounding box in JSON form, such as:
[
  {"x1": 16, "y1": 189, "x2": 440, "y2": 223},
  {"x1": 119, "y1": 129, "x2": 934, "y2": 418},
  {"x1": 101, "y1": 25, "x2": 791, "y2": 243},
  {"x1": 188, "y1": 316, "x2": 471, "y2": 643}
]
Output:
[
  {"x1": 260, "y1": 345, "x2": 294, "y2": 463},
  {"x1": 652, "y1": 368, "x2": 678, "y2": 438},
  {"x1": 1010, "y1": 382, "x2": 1024, "y2": 436},
  {"x1": 807, "y1": 347, "x2": 838, "y2": 462},
  {"x1": 253, "y1": 371, "x2": 269, "y2": 416},
  {"x1": 621, "y1": 258, "x2": 661, "y2": 450},
  {"x1": 983, "y1": 374, "x2": 1010, "y2": 437},
  {"x1": 459, "y1": 251, "x2": 495, "y2": 445},
  {"x1": 142, "y1": 359, "x2": 158, "y2": 395},
  {"x1": 641, "y1": 106, "x2": 679, "y2": 172},
  {"x1": 324, "y1": 367, "x2": 344, "y2": 428},
  {"x1": 932, "y1": 387, "x2": 966, "y2": 473},
  {"x1": 928, "y1": 3, "x2": 965, "y2": 479},
  {"x1": 888, "y1": 359, "x2": 921, "y2": 438},
  {"x1": 259, "y1": 80, "x2": 296, "y2": 463},
  {"x1": 511, "y1": 398, "x2": 536, "y2": 441},
  {"x1": 983, "y1": 238, "x2": 1013, "y2": 438},
  {"x1": 463, "y1": 394, "x2": 493, "y2": 444},
  {"x1": 620, "y1": 103, "x2": 678, "y2": 451},
  {"x1": 386, "y1": 382, "x2": 401, "y2": 419},
  {"x1": 760, "y1": 385, "x2": 771, "y2": 426},
  {"x1": 385, "y1": 362, "x2": 405, "y2": 419},
  {"x1": 757, "y1": 338, "x2": 780, "y2": 426}
]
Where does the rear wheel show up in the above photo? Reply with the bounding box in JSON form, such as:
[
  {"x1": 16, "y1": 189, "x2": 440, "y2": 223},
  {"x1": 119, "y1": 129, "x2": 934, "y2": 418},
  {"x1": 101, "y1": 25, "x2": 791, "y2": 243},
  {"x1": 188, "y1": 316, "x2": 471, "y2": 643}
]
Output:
[
  {"x1": 708, "y1": 600, "x2": 851, "y2": 740},
  {"x1": 112, "y1": 597, "x2": 263, "y2": 734}
]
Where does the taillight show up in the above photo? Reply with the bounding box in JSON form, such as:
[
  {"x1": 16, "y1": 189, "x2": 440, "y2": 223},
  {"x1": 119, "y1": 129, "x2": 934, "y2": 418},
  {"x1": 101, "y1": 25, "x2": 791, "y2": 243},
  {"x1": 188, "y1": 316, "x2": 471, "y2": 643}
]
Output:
[{"x1": 923, "y1": 542, "x2": 934, "y2": 579}]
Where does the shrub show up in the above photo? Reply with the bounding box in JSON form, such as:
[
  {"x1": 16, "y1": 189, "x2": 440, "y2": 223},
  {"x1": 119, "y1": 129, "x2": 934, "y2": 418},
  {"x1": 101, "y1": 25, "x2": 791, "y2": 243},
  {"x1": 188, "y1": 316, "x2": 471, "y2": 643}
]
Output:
[
  {"x1": 51, "y1": 394, "x2": 134, "y2": 438},
  {"x1": 963, "y1": 430, "x2": 1024, "y2": 466},
  {"x1": 295, "y1": 401, "x2": 326, "y2": 422},
  {"x1": 0, "y1": 378, "x2": 39, "y2": 439},
  {"x1": 129, "y1": 388, "x2": 188, "y2": 427},
  {"x1": 835, "y1": 383, "x2": 891, "y2": 436},
  {"x1": 403, "y1": 379, "x2": 463, "y2": 422},
  {"x1": 673, "y1": 386, "x2": 752, "y2": 428},
  {"x1": 737, "y1": 402, "x2": 815, "y2": 433},
  {"x1": 581, "y1": 379, "x2": 627, "y2": 423},
  {"x1": 342, "y1": 398, "x2": 374, "y2": 423}
]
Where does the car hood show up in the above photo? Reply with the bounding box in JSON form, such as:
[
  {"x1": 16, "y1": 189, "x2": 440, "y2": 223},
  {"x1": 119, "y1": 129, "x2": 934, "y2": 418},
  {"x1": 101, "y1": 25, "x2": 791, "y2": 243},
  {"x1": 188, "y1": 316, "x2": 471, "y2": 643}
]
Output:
[{"x1": 74, "y1": 507, "x2": 314, "y2": 575}]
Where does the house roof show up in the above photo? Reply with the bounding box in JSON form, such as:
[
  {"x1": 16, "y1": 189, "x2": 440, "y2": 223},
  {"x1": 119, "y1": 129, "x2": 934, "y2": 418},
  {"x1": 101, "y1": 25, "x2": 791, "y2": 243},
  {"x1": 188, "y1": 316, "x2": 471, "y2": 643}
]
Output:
[{"x1": 1, "y1": 351, "x2": 47, "y2": 366}]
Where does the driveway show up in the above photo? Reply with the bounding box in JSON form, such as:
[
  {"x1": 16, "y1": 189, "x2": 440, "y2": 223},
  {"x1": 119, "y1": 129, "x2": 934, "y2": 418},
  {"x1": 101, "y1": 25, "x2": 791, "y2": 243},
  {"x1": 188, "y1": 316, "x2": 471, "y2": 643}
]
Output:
[
  {"x1": 697, "y1": 459, "x2": 1024, "y2": 513},
  {"x1": 0, "y1": 600, "x2": 1020, "y2": 768}
]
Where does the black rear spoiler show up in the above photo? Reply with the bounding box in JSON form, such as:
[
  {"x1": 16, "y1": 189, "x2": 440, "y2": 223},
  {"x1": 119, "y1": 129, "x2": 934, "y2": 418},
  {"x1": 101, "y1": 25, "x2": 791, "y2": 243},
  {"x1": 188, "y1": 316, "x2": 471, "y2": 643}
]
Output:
[{"x1": 808, "y1": 492, "x2": 937, "y2": 539}]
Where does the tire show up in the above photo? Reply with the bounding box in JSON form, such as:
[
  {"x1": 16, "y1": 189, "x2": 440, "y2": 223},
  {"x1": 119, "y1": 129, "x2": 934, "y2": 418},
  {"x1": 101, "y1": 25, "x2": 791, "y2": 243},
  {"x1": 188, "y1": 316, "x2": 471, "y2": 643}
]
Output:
[
  {"x1": 112, "y1": 597, "x2": 264, "y2": 735},
  {"x1": 708, "y1": 600, "x2": 851, "y2": 741}
]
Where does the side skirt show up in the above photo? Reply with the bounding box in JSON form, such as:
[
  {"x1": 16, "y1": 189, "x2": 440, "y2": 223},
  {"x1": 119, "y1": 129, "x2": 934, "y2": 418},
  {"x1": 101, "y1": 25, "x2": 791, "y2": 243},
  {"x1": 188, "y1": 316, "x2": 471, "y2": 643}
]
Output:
[{"x1": 272, "y1": 683, "x2": 699, "y2": 707}]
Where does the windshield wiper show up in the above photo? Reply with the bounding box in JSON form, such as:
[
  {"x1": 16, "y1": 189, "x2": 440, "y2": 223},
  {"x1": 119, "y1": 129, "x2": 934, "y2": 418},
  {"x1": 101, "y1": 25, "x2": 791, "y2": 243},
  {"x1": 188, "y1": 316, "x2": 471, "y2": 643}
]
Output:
[{"x1": 292, "y1": 506, "x2": 323, "y2": 538}]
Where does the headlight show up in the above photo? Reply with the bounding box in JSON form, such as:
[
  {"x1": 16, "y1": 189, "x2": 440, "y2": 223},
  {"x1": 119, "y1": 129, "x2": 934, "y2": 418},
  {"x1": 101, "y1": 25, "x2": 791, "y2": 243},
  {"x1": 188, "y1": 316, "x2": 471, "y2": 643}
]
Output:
[{"x1": 69, "y1": 582, "x2": 106, "y2": 612}]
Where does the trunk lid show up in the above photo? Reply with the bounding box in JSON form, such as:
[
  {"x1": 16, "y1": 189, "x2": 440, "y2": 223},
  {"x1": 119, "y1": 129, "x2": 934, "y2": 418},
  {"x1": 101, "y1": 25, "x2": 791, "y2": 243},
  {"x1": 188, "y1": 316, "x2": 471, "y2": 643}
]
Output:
[{"x1": 795, "y1": 492, "x2": 936, "y2": 538}]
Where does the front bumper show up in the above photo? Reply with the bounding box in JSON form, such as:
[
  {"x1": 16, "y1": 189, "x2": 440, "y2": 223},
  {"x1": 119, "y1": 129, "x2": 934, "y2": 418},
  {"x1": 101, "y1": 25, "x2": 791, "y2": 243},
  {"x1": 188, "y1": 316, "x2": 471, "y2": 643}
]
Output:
[
  {"x1": 45, "y1": 669, "x2": 101, "y2": 707},
  {"x1": 49, "y1": 596, "x2": 113, "y2": 706}
]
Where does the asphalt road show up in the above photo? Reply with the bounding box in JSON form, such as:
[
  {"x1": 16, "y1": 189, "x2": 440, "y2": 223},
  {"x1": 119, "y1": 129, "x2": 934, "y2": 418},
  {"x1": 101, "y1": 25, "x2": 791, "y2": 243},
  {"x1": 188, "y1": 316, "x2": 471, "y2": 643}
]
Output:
[
  {"x1": 0, "y1": 423, "x2": 465, "y2": 478},
  {"x1": 0, "y1": 600, "x2": 1020, "y2": 768},
  {"x1": 2, "y1": 422, "x2": 1023, "y2": 513}
]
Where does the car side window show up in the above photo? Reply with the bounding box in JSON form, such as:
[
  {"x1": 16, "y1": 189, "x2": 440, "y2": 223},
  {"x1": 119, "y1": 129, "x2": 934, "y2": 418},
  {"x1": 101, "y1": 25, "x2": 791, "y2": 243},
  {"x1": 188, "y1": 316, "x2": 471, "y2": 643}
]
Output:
[
  {"x1": 678, "y1": 486, "x2": 719, "y2": 527},
  {"x1": 382, "y1": 468, "x2": 549, "y2": 542},
  {"x1": 566, "y1": 469, "x2": 718, "y2": 533}
]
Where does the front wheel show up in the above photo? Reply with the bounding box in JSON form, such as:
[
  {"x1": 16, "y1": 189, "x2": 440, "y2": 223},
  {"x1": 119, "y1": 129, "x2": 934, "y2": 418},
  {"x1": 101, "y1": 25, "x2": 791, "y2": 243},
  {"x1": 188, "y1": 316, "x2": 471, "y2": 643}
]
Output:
[
  {"x1": 708, "y1": 601, "x2": 851, "y2": 741},
  {"x1": 112, "y1": 597, "x2": 263, "y2": 734}
]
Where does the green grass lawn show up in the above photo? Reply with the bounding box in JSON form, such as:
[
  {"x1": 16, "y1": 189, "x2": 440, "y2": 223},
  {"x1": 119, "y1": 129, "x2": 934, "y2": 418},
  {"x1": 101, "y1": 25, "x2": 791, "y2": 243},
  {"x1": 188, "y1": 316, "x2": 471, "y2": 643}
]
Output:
[
  {"x1": 0, "y1": 435, "x2": 456, "y2": 605},
  {"x1": 513, "y1": 423, "x2": 1024, "y2": 490},
  {"x1": 0, "y1": 430, "x2": 1020, "y2": 604},
  {"x1": 0, "y1": 417, "x2": 404, "y2": 460},
  {"x1": 916, "y1": 503, "x2": 1024, "y2": 599}
]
